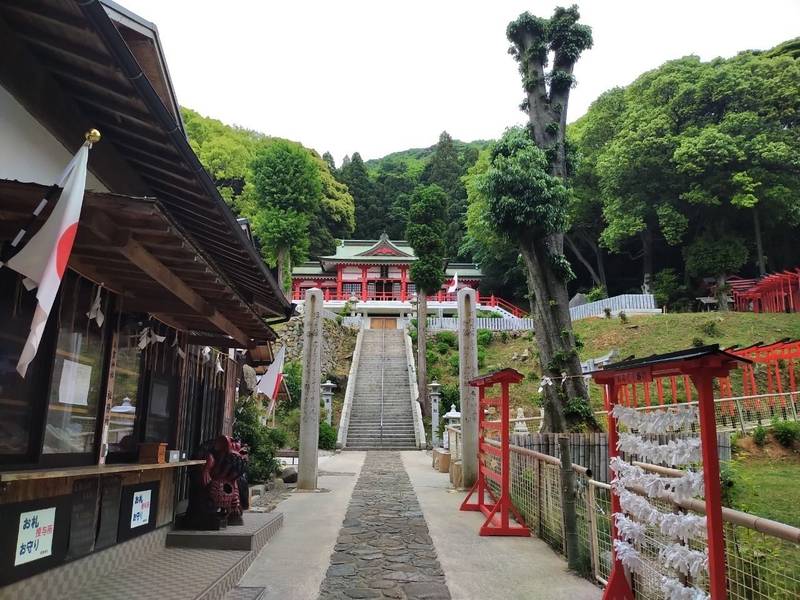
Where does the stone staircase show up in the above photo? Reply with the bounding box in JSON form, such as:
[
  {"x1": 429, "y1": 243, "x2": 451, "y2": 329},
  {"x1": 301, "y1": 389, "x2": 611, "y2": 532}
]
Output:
[{"x1": 346, "y1": 329, "x2": 417, "y2": 449}]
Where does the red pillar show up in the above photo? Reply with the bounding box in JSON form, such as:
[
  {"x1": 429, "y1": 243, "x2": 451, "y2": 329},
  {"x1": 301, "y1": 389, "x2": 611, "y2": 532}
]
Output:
[
  {"x1": 691, "y1": 371, "x2": 728, "y2": 600},
  {"x1": 400, "y1": 266, "x2": 407, "y2": 302},
  {"x1": 361, "y1": 266, "x2": 368, "y2": 301},
  {"x1": 336, "y1": 265, "x2": 343, "y2": 300}
]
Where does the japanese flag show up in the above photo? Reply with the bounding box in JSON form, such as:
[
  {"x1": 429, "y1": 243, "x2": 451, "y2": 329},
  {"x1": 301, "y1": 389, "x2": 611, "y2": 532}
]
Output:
[
  {"x1": 447, "y1": 272, "x2": 459, "y2": 294},
  {"x1": 6, "y1": 144, "x2": 90, "y2": 377},
  {"x1": 257, "y1": 345, "x2": 285, "y2": 415}
]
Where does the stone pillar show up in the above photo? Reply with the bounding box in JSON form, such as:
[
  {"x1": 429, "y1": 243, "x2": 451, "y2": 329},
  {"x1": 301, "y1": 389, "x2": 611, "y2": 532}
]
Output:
[
  {"x1": 321, "y1": 380, "x2": 336, "y2": 426},
  {"x1": 458, "y1": 287, "x2": 479, "y2": 487},
  {"x1": 298, "y1": 288, "x2": 323, "y2": 490},
  {"x1": 429, "y1": 381, "x2": 441, "y2": 447}
]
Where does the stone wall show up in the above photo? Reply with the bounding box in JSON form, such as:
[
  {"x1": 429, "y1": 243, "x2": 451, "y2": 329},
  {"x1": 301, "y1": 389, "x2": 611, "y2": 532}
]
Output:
[{"x1": 277, "y1": 317, "x2": 357, "y2": 379}]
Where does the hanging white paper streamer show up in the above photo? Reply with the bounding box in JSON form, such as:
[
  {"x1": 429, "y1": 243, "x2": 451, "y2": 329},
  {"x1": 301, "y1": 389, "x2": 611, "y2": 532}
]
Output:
[
  {"x1": 618, "y1": 433, "x2": 701, "y2": 466},
  {"x1": 660, "y1": 576, "x2": 709, "y2": 600},
  {"x1": 215, "y1": 353, "x2": 224, "y2": 374},
  {"x1": 537, "y1": 376, "x2": 553, "y2": 393},
  {"x1": 610, "y1": 457, "x2": 704, "y2": 501},
  {"x1": 617, "y1": 489, "x2": 708, "y2": 541},
  {"x1": 613, "y1": 513, "x2": 646, "y2": 544},
  {"x1": 612, "y1": 404, "x2": 699, "y2": 434},
  {"x1": 137, "y1": 327, "x2": 166, "y2": 350},
  {"x1": 201, "y1": 346, "x2": 212, "y2": 363},
  {"x1": 659, "y1": 544, "x2": 708, "y2": 579},
  {"x1": 86, "y1": 286, "x2": 104, "y2": 327},
  {"x1": 613, "y1": 539, "x2": 646, "y2": 574}
]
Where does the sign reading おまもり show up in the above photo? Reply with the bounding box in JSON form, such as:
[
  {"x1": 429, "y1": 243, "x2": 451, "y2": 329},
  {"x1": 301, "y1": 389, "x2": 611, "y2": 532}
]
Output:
[
  {"x1": 15, "y1": 507, "x2": 56, "y2": 566},
  {"x1": 130, "y1": 490, "x2": 151, "y2": 528}
]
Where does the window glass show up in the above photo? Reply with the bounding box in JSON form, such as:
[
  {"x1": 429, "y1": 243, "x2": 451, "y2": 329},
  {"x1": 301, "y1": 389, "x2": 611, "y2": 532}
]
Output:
[
  {"x1": 42, "y1": 274, "x2": 109, "y2": 455},
  {"x1": 144, "y1": 376, "x2": 174, "y2": 443},
  {"x1": 0, "y1": 270, "x2": 42, "y2": 457},
  {"x1": 108, "y1": 315, "x2": 143, "y2": 455}
]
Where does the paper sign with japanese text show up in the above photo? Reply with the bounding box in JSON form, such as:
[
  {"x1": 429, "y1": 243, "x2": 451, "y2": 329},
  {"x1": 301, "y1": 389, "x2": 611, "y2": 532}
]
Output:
[
  {"x1": 15, "y1": 507, "x2": 56, "y2": 566},
  {"x1": 130, "y1": 490, "x2": 151, "y2": 528}
]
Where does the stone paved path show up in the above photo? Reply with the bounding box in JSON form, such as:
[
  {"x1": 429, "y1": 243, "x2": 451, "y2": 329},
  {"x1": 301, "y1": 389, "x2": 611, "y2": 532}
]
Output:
[{"x1": 318, "y1": 452, "x2": 451, "y2": 600}]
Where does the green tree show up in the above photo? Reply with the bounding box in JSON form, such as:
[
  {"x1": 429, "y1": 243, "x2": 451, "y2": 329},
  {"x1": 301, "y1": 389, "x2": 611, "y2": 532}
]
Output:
[
  {"x1": 421, "y1": 132, "x2": 470, "y2": 259},
  {"x1": 406, "y1": 185, "x2": 448, "y2": 416},
  {"x1": 340, "y1": 152, "x2": 381, "y2": 238},
  {"x1": 484, "y1": 6, "x2": 596, "y2": 432},
  {"x1": 684, "y1": 234, "x2": 748, "y2": 310},
  {"x1": 246, "y1": 140, "x2": 322, "y2": 289}
]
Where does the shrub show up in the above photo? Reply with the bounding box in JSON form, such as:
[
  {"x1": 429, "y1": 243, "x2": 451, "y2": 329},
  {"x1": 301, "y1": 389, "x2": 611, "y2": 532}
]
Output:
[
  {"x1": 719, "y1": 461, "x2": 738, "y2": 506},
  {"x1": 586, "y1": 286, "x2": 606, "y2": 302},
  {"x1": 699, "y1": 320, "x2": 721, "y2": 337},
  {"x1": 409, "y1": 328, "x2": 418, "y2": 344},
  {"x1": 500, "y1": 331, "x2": 509, "y2": 343},
  {"x1": 426, "y1": 349, "x2": 439, "y2": 365},
  {"x1": 603, "y1": 307, "x2": 612, "y2": 319},
  {"x1": 435, "y1": 341, "x2": 451, "y2": 355},
  {"x1": 318, "y1": 420, "x2": 337, "y2": 450},
  {"x1": 752, "y1": 425, "x2": 767, "y2": 447},
  {"x1": 477, "y1": 329, "x2": 493, "y2": 348},
  {"x1": 652, "y1": 268, "x2": 685, "y2": 308},
  {"x1": 618, "y1": 311, "x2": 628, "y2": 324},
  {"x1": 448, "y1": 354, "x2": 460, "y2": 375},
  {"x1": 477, "y1": 348, "x2": 487, "y2": 368},
  {"x1": 691, "y1": 337, "x2": 706, "y2": 348},
  {"x1": 282, "y1": 360, "x2": 303, "y2": 410},
  {"x1": 440, "y1": 383, "x2": 460, "y2": 412},
  {"x1": 477, "y1": 309, "x2": 503, "y2": 318},
  {"x1": 429, "y1": 367, "x2": 443, "y2": 381},
  {"x1": 771, "y1": 420, "x2": 800, "y2": 448},
  {"x1": 436, "y1": 331, "x2": 458, "y2": 348},
  {"x1": 233, "y1": 395, "x2": 280, "y2": 483}
]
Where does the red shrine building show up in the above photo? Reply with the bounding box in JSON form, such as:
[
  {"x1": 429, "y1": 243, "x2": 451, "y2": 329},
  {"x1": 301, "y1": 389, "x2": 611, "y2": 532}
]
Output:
[{"x1": 291, "y1": 235, "x2": 493, "y2": 316}]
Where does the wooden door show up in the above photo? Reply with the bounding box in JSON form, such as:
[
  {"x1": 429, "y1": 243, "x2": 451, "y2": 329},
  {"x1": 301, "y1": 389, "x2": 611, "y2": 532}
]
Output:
[{"x1": 370, "y1": 318, "x2": 396, "y2": 329}]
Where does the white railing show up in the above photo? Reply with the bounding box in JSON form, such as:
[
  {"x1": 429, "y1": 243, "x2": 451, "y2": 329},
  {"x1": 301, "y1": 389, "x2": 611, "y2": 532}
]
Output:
[
  {"x1": 569, "y1": 293, "x2": 658, "y2": 321},
  {"x1": 427, "y1": 317, "x2": 534, "y2": 331},
  {"x1": 341, "y1": 315, "x2": 363, "y2": 329}
]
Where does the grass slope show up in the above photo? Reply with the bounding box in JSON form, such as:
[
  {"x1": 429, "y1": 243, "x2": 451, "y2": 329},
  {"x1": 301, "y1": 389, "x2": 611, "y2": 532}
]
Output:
[{"x1": 427, "y1": 312, "x2": 800, "y2": 413}]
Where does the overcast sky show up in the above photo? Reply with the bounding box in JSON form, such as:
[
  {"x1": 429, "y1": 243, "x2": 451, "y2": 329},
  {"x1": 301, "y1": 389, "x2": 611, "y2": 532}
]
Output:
[{"x1": 120, "y1": 0, "x2": 800, "y2": 164}]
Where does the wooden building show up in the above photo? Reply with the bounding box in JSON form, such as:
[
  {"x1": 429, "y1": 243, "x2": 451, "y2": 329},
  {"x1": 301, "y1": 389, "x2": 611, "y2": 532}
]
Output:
[
  {"x1": 291, "y1": 235, "x2": 483, "y2": 302},
  {"x1": 0, "y1": 0, "x2": 291, "y2": 593}
]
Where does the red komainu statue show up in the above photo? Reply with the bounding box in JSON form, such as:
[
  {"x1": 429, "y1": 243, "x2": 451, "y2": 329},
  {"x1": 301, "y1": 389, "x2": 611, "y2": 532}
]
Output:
[{"x1": 180, "y1": 436, "x2": 249, "y2": 530}]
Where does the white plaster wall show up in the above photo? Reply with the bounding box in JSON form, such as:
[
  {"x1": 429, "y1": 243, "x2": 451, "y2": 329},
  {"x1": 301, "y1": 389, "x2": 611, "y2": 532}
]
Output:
[{"x1": 0, "y1": 85, "x2": 106, "y2": 190}]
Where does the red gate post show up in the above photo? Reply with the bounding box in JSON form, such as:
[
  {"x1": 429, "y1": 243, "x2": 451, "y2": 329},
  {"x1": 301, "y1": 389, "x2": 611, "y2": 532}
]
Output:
[
  {"x1": 690, "y1": 371, "x2": 728, "y2": 600},
  {"x1": 460, "y1": 368, "x2": 529, "y2": 536}
]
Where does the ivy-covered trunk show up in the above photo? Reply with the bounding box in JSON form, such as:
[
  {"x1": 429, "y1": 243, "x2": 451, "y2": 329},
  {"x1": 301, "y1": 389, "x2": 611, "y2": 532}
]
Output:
[
  {"x1": 520, "y1": 235, "x2": 595, "y2": 432},
  {"x1": 416, "y1": 295, "x2": 429, "y2": 416},
  {"x1": 716, "y1": 274, "x2": 730, "y2": 311}
]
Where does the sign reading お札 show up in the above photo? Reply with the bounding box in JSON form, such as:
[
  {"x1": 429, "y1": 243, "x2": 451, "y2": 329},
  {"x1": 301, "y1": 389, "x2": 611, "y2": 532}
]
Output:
[
  {"x1": 130, "y1": 490, "x2": 151, "y2": 528},
  {"x1": 15, "y1": 507, "x2": 56, "y2": 566}
]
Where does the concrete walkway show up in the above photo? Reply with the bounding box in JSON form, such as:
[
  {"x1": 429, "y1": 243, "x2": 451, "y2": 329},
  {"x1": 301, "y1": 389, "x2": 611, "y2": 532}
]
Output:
[
  {"x1": 239, "y1": 452, "x2": 366, "y2": 599},
  {"x1": 402, "y1": 451, "x2": 602, "y2": 600}
]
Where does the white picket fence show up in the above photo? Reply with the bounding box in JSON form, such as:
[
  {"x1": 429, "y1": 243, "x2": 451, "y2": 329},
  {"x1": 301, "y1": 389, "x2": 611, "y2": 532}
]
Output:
[
  {"x1": 569, "y1": 293, "x2": 658, "y2": 321},
  {"x1": 427, "y1": 294, "x2": 659, "y2": 331}
]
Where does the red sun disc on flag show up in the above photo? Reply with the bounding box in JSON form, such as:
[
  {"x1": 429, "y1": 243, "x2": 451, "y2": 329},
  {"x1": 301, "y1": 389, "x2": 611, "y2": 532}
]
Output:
[{"x1": 56, "y1": 223, "x2": 79, "y2": 278}]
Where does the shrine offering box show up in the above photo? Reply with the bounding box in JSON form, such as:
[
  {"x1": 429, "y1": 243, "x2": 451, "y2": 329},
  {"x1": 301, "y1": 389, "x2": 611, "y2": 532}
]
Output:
[{"x1": 138, "y1": 442, "x2": 166, "y2": 464}]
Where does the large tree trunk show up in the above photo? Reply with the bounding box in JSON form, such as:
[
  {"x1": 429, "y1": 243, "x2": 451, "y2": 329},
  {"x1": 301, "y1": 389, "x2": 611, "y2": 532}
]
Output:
[
  {"x1": 716, "y1": 274, "x2": 730, "y2": 312},
  {"x1": 276, "y1": 246, "x2": 290, "y2": 297},
  {"x1": 416, "y1": 296, "x2": 429, "y2": 417},
  {"x1": 520, "y1": 234, "x2": 596, "y2": 432},
  {"x1": 753, "y1": 207, "x2": 766, "y2": 277},
  {"x1": 565, "y1": 234, "x2": 603, "y2": 291},
  {"x1": 640, "y1": 229, "x2": 654, "y2": 293}
]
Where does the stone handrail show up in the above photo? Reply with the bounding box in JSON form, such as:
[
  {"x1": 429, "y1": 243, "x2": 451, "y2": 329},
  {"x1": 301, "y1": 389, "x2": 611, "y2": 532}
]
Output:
[
  {"x1": 404, "y1": 328, "x2": 426, "y2": 449},
  {"x1": 336, "y1": 325, "x2": 365, "y2": 449}
]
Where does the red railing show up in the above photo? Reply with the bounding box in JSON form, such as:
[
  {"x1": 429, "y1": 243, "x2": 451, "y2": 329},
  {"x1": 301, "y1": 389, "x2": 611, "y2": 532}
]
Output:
[{"x1": 290, "y1": 288, "x2": 527, "y2": 316}]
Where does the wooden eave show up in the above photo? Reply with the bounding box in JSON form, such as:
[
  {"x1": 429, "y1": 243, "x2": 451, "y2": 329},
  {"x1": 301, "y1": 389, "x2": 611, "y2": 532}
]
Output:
[
  {"x1": 0, "y1": 0, "x2": 292, "y2": 320},
  {"x1": 0, "y1": 180, "x2": 275, "y2": 346}
]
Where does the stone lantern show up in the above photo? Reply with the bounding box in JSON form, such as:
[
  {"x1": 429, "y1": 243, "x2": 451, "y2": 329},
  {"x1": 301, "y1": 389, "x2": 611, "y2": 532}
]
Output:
[
  {"x1": 320, "y1": 379, "x2": 337, "y2": 426},
  {"x1": 442, "y1": 403, "x2": 461, "y2": 450},
  {"x1": 428, "y1": 380, "x2": 442, "y2": 446}
]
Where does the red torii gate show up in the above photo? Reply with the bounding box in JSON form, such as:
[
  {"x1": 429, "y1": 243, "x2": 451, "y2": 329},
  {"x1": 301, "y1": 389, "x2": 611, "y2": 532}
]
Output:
[
  {"x1": 592, "y1": 345, "x2": 750, "y2": 600},
  {"x1": 460, "y1": 368, "x2": 530, "y2": 537},
  {"x1": 735, "y1": 269, "x2": 800, "y2": 313}
]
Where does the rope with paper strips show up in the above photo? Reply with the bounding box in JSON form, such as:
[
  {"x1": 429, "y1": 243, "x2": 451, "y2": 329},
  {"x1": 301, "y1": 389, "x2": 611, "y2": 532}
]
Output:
[{"x1": 610, "y1": 404, "x2": 710, "y2": 600}]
